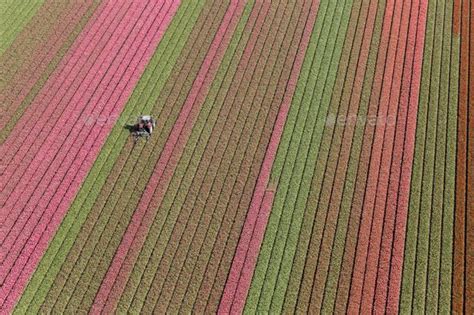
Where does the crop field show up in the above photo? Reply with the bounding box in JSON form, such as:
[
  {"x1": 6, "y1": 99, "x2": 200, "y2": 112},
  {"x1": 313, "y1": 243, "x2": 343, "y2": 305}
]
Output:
[{"x1": 0, "y1": 0, "x2": 472, "y2": 314}]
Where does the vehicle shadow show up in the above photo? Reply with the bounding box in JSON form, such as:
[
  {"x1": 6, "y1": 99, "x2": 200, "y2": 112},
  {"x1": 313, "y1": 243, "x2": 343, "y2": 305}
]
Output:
[{"x1": 124, "y1": 124, "x2": 137, "y2": 133}]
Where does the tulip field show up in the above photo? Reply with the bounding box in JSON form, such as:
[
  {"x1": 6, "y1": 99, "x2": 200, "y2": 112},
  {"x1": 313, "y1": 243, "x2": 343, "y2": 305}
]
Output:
[{"x1": 0, "y1": 0, "x2": 472, "y2": 313}]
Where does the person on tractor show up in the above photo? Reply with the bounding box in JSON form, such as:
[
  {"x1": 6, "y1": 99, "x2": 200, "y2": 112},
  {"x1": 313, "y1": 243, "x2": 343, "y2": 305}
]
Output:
[
  {"x1": 132, "y1": 115, "x2": 156, "y2": 142},
  {"x1": 138, "y1": 115, "x2": 155, "y2": 134}
]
